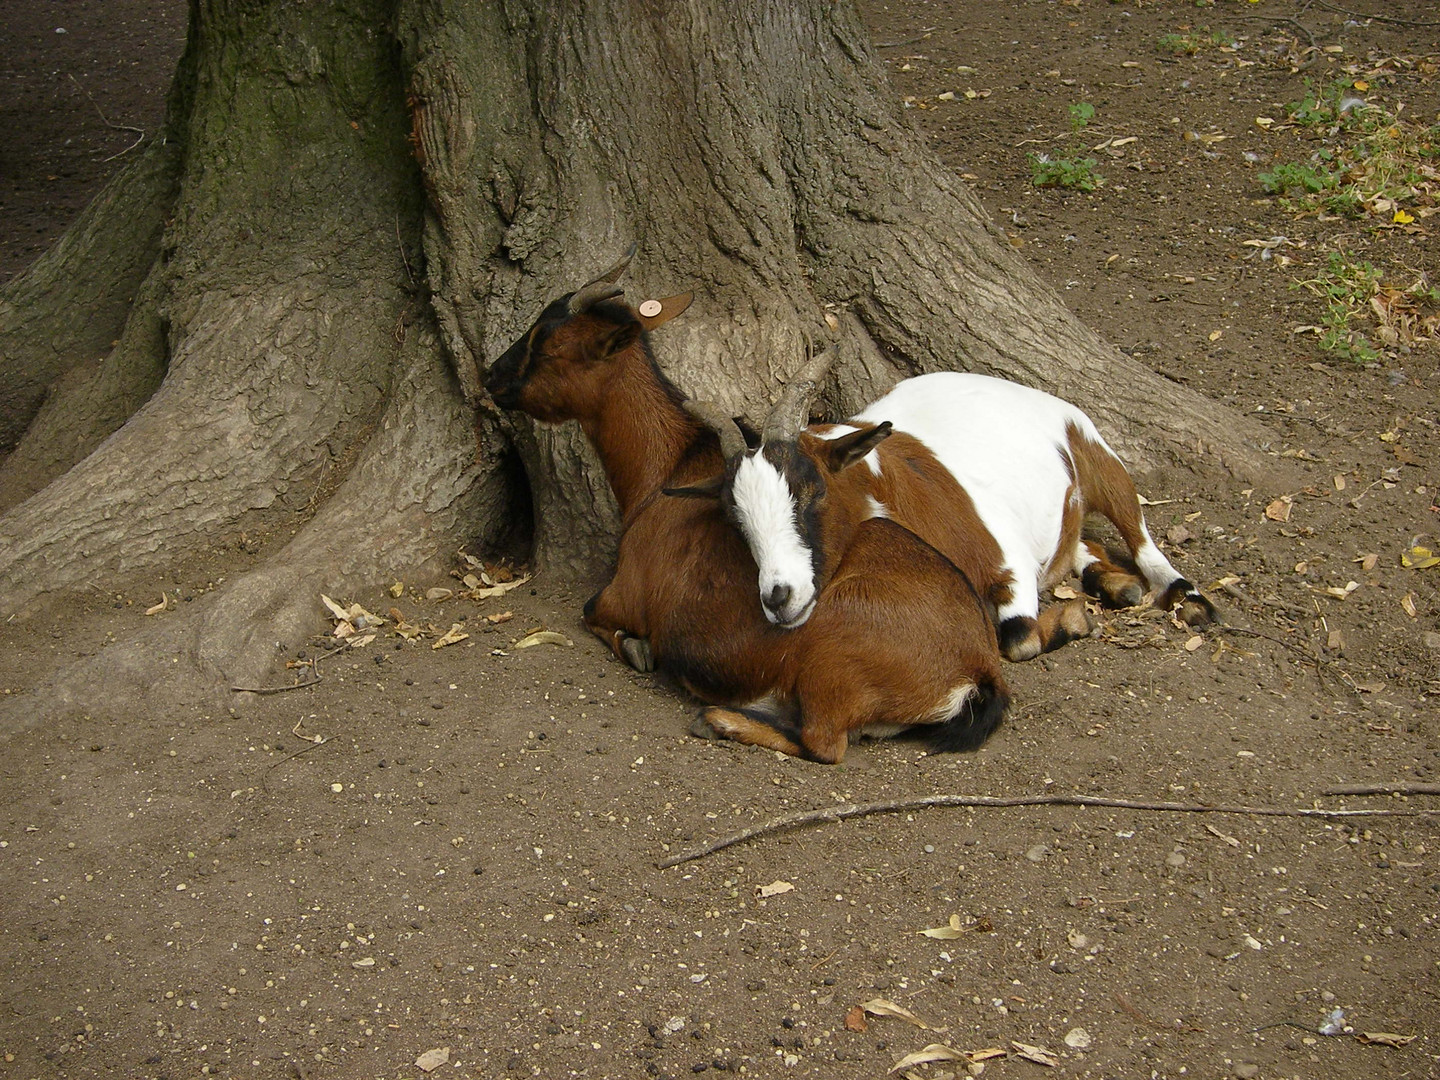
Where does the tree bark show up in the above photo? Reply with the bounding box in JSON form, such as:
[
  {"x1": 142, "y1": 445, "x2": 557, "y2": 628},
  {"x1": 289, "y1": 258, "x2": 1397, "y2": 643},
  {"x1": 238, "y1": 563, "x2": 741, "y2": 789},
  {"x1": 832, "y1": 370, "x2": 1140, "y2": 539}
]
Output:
[{"x1": 0, "y1": 0, "x2": 1287, "y2": 724}]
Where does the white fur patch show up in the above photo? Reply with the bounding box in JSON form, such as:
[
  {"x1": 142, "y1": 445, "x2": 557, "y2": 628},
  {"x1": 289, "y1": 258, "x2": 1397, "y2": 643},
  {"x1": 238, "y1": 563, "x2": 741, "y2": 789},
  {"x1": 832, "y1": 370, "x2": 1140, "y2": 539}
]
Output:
[
  {"x1": 732, "y1": 453, "x2": 817, "y2": 626},
  {"x1": 866, "y1": 496, "x2": 889, "y2": 519},
  {"x1": 924, "y1": 682, "x2": 977, "y2": 725}
]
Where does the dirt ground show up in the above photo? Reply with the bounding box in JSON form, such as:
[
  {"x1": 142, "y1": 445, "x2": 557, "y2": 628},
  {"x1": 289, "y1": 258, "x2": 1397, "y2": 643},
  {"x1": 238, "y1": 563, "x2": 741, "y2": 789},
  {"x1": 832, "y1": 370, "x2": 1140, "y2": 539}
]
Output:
[{"x1": 2, "y1": 2, "x2": 1438, "y2": 1079}]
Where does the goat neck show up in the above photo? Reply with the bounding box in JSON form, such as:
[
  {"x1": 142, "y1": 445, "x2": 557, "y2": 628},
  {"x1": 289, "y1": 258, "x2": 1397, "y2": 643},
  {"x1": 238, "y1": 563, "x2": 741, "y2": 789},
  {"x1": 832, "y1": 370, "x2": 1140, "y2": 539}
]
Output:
[{"x1": 582, "y1": 344, "x2": 704, "y2": 519}]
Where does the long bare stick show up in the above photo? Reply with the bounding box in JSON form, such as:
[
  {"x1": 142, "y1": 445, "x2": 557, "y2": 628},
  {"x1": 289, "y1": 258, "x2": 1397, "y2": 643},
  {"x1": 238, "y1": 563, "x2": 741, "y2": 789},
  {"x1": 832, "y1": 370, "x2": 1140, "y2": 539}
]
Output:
[
  {"x1": 1320, "y1": 783, "x2": 1440, "y2": 796},
  {"x1": 657, "y1": 791, "x2": 1438, "y2": 869}
]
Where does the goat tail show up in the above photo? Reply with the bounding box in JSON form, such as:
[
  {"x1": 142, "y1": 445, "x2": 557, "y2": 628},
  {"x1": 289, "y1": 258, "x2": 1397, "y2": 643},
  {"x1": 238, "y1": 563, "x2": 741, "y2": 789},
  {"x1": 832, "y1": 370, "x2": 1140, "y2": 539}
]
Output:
[{"x1": 927, "y1": 674, "x2": 1010, "y2": 754}]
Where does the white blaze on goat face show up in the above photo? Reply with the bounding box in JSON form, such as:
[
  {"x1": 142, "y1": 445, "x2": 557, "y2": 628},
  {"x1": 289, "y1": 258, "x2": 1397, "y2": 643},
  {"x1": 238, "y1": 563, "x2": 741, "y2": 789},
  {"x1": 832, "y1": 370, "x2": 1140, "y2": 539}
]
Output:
[{"x1": 731, "y1": 451, "x2": 816, "y2": 627}]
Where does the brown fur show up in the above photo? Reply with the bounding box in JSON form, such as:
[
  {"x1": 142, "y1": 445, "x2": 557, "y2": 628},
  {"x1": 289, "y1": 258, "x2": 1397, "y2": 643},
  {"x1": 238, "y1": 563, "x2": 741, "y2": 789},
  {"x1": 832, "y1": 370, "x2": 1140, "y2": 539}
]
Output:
[
  {"x1": 485, "y1": 293, "x2": 1010, "y2": 762},
  {"x1": 696, "y1": 519, "x2": 1009, "y2": 763},
  {"x1": 795, "y1": 425, "x2": 1086, "y2": 661}
]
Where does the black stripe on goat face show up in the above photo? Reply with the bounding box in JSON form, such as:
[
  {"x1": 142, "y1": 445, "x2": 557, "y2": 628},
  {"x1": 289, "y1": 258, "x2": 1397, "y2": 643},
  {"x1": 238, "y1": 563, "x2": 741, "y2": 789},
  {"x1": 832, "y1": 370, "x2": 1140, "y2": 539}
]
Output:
[
  {"x1": 484, "y1": 295, "x2": 571, "y2": 409},
  {"x1": 484, "y1": 295, "x2": 642, "y2": 424},
  {"x1": 731, "y1": 441, "x2": 828, "y2": 628}
]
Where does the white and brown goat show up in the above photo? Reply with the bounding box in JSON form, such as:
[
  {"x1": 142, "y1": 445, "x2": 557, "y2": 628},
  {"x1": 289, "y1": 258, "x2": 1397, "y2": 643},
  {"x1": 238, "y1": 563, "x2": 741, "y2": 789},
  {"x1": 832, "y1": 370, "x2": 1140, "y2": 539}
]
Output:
[
  {"x1": 707, "y1": 370, "x2": 1216, "y2": 661},
  {"x1": 483, "y1": 251, "x2": 1009, "y2": 762}
]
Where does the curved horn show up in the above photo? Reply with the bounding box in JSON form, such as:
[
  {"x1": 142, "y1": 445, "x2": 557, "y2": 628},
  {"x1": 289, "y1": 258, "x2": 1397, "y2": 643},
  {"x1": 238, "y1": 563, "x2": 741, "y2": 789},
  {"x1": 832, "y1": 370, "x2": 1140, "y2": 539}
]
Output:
[
  {"x1": 569, "y1": 243, "x2": 638, "y2": 314},
  {"x1": 683, "y1": 399, "x2": 748, "y2": 461},
  {"x1": 761, "y1": 341, "x2": 836, "y2": 444}
]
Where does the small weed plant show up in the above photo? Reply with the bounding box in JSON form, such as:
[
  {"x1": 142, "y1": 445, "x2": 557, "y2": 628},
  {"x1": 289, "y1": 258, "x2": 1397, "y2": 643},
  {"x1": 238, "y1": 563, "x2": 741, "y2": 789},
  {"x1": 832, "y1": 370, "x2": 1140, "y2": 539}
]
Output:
[
  {"x1": 1259, "y1": 79, "x2": 1439, "y2": 220},
  {"x1": 1029, "y1": 153, "x2": 1105, "y2": 192},
  {"x1": 1295, "y1": 251, "x2": 1440, "y2": 364},
  {"x1": 1158, "y1": 27, "x2": 1235, "y2": 55},
  {"x1": 1031, "y1": 102, "x2": 1105, "y2": 192}
]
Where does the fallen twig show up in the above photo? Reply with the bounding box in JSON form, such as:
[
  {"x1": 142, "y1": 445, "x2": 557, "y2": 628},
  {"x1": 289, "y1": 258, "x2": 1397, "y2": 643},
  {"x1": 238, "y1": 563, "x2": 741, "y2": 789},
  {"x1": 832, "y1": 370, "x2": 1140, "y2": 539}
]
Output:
[
  {"x1": 658, "y1": 791, "x2": 1436, "y2": 868},
  {"x1": 66, "y1": 73, "x2": 146, "y2": 160},
  {"x1": 1113, "y1": 992, "x2": 1165, "y2": 1031},
  {"x1": 875, "y1": 28, "x2": 937, "y2": 47},
  {"x1": 1320, "y1": 783, "x2": 1440, "y2": 797},
  {"x1": 1309, "y1": 1, "x2": 1440, "y2": 29},
  {"x1": 231, "y1": 642, "x2": 350, "y2": 695},
  {"x1": 1218, "y1": 623, "x2": 1344, "y2": 695}
]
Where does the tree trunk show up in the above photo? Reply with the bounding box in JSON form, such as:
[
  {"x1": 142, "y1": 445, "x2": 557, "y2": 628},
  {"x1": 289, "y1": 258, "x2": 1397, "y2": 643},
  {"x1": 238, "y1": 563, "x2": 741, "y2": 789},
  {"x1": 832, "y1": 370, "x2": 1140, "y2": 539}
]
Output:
[{"x1": 0, "y1": 0, "x2": 1284, "y2": 725}]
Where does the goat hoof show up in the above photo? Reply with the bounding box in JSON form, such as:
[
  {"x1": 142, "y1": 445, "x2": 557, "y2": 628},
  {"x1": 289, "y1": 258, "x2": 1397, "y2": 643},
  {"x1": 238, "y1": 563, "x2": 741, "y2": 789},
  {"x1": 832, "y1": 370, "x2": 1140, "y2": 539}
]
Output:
[
  {"x1": 688, "y1": 713, "x2": 723, "y2": 741},
  {"x1": 1176, "y1": 593, "x2": 1218, "y2": 628},
  {"x1": 1083, "y1": 566, "x2": 1145, "y2": 608},
  {"x1": 1110, "y1": 581, "x2": 1146, "y2": 608},
  {"x1": 620, "y1": 635, "x2": 654, "y2": 672},
  {"x1": 998, "y1": 616, "x2": 1042, "y2": 662},
  {"x1": 1059, "y1": 600, "x2": 1094, "y2": 637}
]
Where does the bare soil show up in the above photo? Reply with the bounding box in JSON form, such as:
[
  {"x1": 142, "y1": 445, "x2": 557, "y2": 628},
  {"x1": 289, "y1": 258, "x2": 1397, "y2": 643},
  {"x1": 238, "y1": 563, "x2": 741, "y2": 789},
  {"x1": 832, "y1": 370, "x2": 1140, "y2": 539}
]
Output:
[{"x1": 2, "y1": 3, "x2": 1438, "y2": 1079}]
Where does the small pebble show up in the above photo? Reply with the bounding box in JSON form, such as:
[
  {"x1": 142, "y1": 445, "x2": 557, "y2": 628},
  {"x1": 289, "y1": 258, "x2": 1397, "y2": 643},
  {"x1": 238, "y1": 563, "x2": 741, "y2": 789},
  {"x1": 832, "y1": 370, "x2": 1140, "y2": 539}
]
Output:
[{"x1": 1063, "y1": 1027, "x2": 1092, "y2": 1049}]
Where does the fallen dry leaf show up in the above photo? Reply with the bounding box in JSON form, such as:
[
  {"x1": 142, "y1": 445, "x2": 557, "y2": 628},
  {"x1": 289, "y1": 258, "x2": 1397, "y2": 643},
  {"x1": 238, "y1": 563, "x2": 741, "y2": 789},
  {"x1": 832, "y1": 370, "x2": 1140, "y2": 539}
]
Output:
[
  {"x1": 920, "y1": 914, "x2": 969, "y2": 939},
  {"x1": 514, "y1": 630, "x2": 572, "y2": 649},
  {"x1": 1356, "y1": 1031, "x2": 1416, "y2": 1048},
  {"x1": 1400, "y1": 592, "x2": 1417, "y2": 618},
  {"x1": 468, "y1": 573, "x2": 533, "y2": 599},
  {"x1": 431, "y1": 623, "x2": 469, "y2": 649},
  {"x1": 1184, "y1": 634, "x2": 1205, "y2": 652},
  {"x1": 1011, "y1": 1041, "x2": 1060, "y2": 1067},
  {"x1": 320, "y1": 594, "x2": 349, "y2": 621},
  {"x1": 1401, "y1": 546, "x2": 1440, "y2": 569},
  {"x1": 756, "y1": 880, "x2": 794, "y2": 898},
  {"x1": 1357, "y1": 552, "x2": 1378, "y2": 571},
  {"x1": 1264, "y1": 496, "x2": 1293, "y2": 522},
  {"x1": 484, "y1": 610, "x2": 514, "y2": 625},
  {"x1": 888, "y1": 1043, "x2": 964, "y2": 1073},
  {"x1": 861, "y1": 998, "x2": 943, "y2": 1031},
  {"x1": 1052, "y1": 584, "x2": 1081, "y2": 600},
  {"x1": 144, "y1": 593, "x2": 169, "y2": 616},
  {"x1": 425, "y1": 587, "x2": 454, "y2": 602},
  {"x1": 844, "y1": 1006, "x2": 869, "y2": 1032},
  {"x1": 415, "y1": 1046, "x2": 450, "y2": 1072}
]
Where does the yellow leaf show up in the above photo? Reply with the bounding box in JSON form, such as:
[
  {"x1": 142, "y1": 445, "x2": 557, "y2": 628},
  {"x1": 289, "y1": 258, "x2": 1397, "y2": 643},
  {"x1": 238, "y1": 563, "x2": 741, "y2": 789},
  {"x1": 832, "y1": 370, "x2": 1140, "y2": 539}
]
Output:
[
  {"x1": 1401, "y1": 546, "x2": 1440, "y2": 569},
  {"x1": 514, "y1": 630, "x2": 572, "y2": 649},
  {"x1": 757, "y1": 880, "x2": 794, "y2": 898},
  {"x1": 1208, "y1": 329, "x2": 1223, "y2": 341},
  {"x1": 1393, "y1": 209, "x2": 1414, "y2": 225},
  {"x1": 1353, "y1": 79, "x2": 1370, "y2": 91}
]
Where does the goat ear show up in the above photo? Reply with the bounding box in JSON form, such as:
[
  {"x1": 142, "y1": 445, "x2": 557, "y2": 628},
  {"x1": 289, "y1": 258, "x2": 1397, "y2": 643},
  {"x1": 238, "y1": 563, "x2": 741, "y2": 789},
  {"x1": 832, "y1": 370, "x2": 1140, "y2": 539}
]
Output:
[
  {"x1": 592, "y1": 319, "x2": 642, "y2": 360},
  {"x1": 821, "y1": 422, "x2": 893, "y2": 473},
  {"x1": 662, "y1": 474, "x2": 726, "y2": 500},
  {"x1": 636, "y1": 292, "x2": 694, "y2": 331}
]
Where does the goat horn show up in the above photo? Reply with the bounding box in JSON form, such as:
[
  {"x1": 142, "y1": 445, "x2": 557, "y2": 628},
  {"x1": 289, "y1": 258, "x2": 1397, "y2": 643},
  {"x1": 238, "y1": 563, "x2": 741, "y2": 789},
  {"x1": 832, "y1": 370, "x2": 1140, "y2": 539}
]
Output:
[
  {"x1": 683, "y1": 399, "x2": 748, "y2": 461},
  {"x1": 569, "y1": 243, "x2": 638, "y2": 314},
  {"x1": 761, "y1": 341, "x2": 836, "y2": 444}
]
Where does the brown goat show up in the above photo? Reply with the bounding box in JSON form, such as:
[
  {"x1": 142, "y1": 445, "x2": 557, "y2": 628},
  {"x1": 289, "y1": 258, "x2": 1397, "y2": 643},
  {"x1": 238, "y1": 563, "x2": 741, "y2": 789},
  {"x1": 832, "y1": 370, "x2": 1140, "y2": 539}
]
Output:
[{"x1": 483, "y1": 251, "x2": 1009, "y2": 762}]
